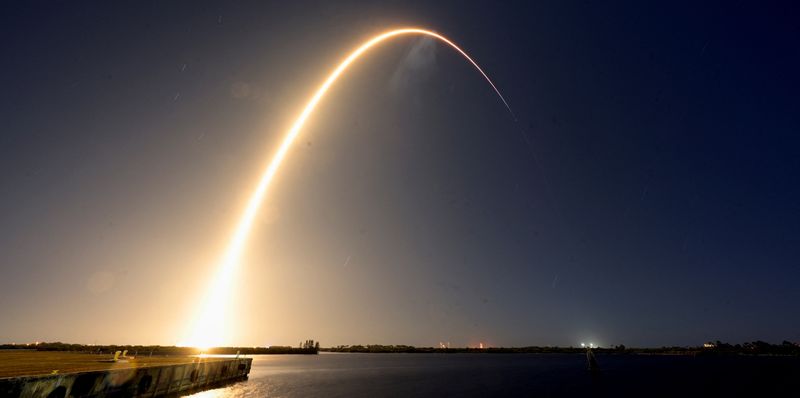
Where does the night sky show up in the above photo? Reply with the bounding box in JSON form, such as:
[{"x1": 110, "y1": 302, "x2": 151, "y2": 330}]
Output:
[{"x1": 1, "y1": 1, "x2": 798, "y2": 347}]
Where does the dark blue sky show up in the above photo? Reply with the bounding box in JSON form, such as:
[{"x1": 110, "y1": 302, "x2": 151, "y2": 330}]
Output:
[{"x1": 1, "y1": 1, "x2": 798, "y2": 347}]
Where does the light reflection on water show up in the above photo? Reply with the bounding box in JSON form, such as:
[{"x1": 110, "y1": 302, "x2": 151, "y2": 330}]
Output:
[
  {"x1": 184, "y1": 352, "x2": 800, "y2": 397},
  {"x1": 185, "y1": 352, "x2": 590, "y2": 397}
]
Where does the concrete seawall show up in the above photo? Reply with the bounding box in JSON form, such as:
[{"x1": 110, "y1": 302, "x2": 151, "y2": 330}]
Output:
[{"x1": 0, "y1": 357, "x2": 252, "y2": 397}]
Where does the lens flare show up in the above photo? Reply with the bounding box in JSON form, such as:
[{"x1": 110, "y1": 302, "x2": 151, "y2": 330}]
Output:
[{"x1": 181, "y1": 28, "x2": 512, "y2": 348}]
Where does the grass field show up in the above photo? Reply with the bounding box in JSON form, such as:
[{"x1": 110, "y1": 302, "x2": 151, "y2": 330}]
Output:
[{"x1": 0, "y1": 351, "x2": 227, "y2": 378}]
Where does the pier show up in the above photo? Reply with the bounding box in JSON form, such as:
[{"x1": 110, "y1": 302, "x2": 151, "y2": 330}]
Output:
[{"x1": 0, "y1": 351, "x2": 252, "y2": 397}]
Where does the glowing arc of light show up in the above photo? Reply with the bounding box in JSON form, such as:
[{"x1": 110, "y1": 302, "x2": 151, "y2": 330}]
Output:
[{"x1": 183, "y1": 28, "x2": 512, "y2": 348}]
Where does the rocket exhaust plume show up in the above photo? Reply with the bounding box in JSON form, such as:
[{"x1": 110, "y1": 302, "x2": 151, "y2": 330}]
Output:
[{"x1": 182, "y1": 28, "x2": 513, "y2": 348}]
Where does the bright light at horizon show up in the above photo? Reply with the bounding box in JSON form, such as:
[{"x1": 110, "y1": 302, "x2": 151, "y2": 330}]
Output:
[{"x1": 180, "y1": 27, "x2": 511, "y2": 348}]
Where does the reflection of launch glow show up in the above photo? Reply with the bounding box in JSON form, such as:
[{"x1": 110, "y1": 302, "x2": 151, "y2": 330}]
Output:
[{"x1": 182, "y1": 28, "x2": 512, "y2": 348}]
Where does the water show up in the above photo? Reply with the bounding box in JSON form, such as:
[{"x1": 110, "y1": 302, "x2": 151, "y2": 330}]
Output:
[{"x1": 187, "y1": 352, "x2": 800, "y2": 397}]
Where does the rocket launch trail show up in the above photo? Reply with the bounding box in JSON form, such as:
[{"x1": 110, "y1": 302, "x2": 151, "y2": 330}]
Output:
[{"x1": 183, "y1": 28, "x2": 513, "y2": 348}]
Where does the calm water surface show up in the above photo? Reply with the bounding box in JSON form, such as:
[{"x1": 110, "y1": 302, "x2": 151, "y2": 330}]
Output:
[{"x1": 187, "y1": 352, "x2": 800, "y2": 397}]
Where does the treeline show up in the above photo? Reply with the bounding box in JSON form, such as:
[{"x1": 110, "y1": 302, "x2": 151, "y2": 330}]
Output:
[
  {"x1": 226, "y1": 345, "x2": 317, "y2": 355},
  {"x1": 700, "y1": 340, "x2": 800, "y2": 356},
  {"x1": 323, "y1": 345, "x2": 592, "y2": 354},
  {"x1": 0, "y1": 341, "x2": 319, "y2": 355},
  {"x1": 299, "y1": 339, "x2": 320, "y2": 352},
  {"x1": 0, "y1": 342, "x2": 198, "y2": 356},
  {"x1": 322, "y1": 341, "x2": 800, "y2": 356}
]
